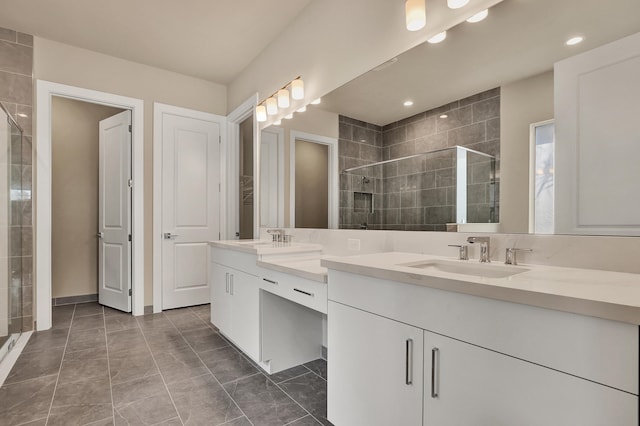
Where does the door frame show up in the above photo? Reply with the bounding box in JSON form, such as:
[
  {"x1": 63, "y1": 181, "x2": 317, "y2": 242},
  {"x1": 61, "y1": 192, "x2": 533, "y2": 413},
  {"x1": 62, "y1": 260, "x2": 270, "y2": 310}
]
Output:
[
  {"x1": 35, "y1": 80, "x2": 145, "y2": 330},
  {"x1": 152, "y1": 102, "x2": 226, "y2": 314},
  {"x1": 289, "y1": 130, "x2": 339, "y2": 228},
  {"x1": 226, "y1": 94, "x2": 259, "y2": 239}
]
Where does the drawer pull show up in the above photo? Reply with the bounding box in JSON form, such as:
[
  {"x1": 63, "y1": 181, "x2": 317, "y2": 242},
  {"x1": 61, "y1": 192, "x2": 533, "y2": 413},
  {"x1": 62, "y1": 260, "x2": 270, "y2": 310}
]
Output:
[
  {"x1": 405, "y1": 338, "x2": 413, "y2": 385},
  {"x1": 229, "y1": 274, "x2": 234, "y2": 296},
  {"x1": 263, "y1": 278, "x2": 278, "y2": 285},
  {"x1": 293, "y1": 288, "x2": 314, "y2": 297},
  {"x1": 225, "y1": 273, "x2": 229, "y2": 293},
  {"x1": 431, "y1": 347, "x2": 440, "y2": 398}
]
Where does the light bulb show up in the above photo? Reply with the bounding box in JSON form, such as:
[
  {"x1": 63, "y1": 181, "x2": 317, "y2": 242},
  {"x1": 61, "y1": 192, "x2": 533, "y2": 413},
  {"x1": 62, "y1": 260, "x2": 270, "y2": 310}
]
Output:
[
  {"x1": 277, "y1": 89, "x2": 290, "y2": 108},
  {"x1": 291, "y1": 79, "x2": 304, "y2": 100},
  {"x1": 403, "y1": 100, "x2": 414, "y2": 107},
  {"x1": 266, "y1": 97, "x2": 278, "y2": 115},
  {"x1": 447, "y1": 0, "x2": 469, "y2": 9},
  {"x1": 566, "y1": 36, "x2": 584, "y2": 46},
  {"x1": 466, "y1": 9, "x2": 488, "y2": 23},
  {"x1": 428, "y1": 31, "x2": 447, "y2": 44},
  {"x1": 311, "y1": 98, "x2": 322, "y2": 105},
  {"x1": 256, "y1": 105, "x2": 267, "y2": 122},
  {"x1": 405, "y1": 0, "x2": 426, "y2": 31},
  {"x1": 297, "y1": 106, "x2": 307, "y2": 113}
]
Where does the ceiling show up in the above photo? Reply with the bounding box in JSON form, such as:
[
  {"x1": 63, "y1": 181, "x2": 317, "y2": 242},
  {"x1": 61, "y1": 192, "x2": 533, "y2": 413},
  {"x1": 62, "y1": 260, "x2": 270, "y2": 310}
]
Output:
[
  {"x1": 0, "y1": 0, "x2": 313, "y2": 84},
  {"x1": 320, "y1": 0, "x2": 640, "y2": 126}
]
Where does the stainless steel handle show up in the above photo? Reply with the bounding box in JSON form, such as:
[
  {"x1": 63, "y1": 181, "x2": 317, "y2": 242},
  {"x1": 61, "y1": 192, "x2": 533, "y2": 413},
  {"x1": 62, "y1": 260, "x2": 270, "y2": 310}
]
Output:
[
  {"x1": 163, "y1": 232, "x2": 179, "y2": 239},
  {"x1": 229, "y1": 274, "x2": 234, "y2": 295},
  {"x1": 97, "y1": 232, "x2": 104, "y2": 239},
  {"x1": 263, "y1": 278, "x2": 278, "y2": 285},
  {"x1": 431, "y1": 347, "x2": 440, "y2": 398},
  {"x1": 448, "y1": 244, "x2": 468, "y2": 260},
  {"x1": 225, "y1": 273, "x2": 229, "y2": 293},
  {"x1": 405, "y1": 338, "x2": 414, "y2": 385},
  {"x1": 293, "y1": 288, "x2": 314, "y2": 297}
]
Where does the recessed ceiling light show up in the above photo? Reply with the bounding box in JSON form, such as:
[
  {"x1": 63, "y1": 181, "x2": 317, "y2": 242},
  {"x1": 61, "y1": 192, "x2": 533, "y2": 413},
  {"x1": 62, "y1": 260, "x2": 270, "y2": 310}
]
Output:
[
  {"x1": 17, "y1": 113, "x2": 28, "y2": 118},
  {"x1": 297, "y1": 106, "x2": 307, "y2": 113},
  {"x1": 311, "y1": 98, "x2": 322, "y2": 105},
  {"x1": 404, "y1": 100, "x2": 414, "y2": 107},
  {"x1": 440, "y1": 114, "x2": 448, "y2": 119},
  {"x1": 284, "y1": 113, "x2": 294, "y2": 119},
  {"x1": 566, "y1": 36, "x2": 584, "y2": 46},
  {"x1": 427, "y1": 31, "x2": 447, "y2": 44},
  {"x1": 447, "y1": 0, "x2": 469, "y2": 9},
  {"x1": 466, "y1": 9, "x2": 488, "y2": 23}
]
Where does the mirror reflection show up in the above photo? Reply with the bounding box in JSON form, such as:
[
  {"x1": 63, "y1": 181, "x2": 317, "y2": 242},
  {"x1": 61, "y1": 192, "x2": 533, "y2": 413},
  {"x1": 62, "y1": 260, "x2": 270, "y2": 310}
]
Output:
[{"x1": 259, "y1": 0, "x2": 640, "y2": 235}]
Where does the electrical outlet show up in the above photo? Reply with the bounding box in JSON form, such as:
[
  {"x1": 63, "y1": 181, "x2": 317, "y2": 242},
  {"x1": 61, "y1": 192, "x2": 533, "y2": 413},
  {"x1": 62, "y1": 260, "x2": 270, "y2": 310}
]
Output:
[{"x1": 347, "y1": 238, "x2": 361, "y2": 251}]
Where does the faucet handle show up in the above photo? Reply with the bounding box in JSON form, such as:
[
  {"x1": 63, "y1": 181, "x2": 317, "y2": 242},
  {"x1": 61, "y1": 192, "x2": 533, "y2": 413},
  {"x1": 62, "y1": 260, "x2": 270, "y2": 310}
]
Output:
[
  {"x1": 505, "y1": 248, "x2": 532, "y2": 265},
  {"x1": 448, "y1": 244, "x2": 469, "y2": 261}
]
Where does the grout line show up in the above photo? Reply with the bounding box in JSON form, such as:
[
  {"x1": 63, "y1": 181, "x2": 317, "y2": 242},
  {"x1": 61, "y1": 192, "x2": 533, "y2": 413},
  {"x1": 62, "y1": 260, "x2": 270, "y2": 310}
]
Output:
[
  {"x1": 43, "y1": 303, "x2": 76, "y2": 425},
  {"x1": 136, "y1": 314, "x2": 186, "y2": 426},
  {"x1": 277, "y1": 371, "x2": 314, "y2": 385},
  {"x1": 269, "y1": 377, "x2": 323, "y2": 425},
  {"x1": 283, "y1": 414, "x2": 315, "y2": 425},
  {"x1": 302, "y1": 364, "x2": 327, "y2": 382},
  {"x1": 163, "y1": 312, "x2": 256, "y2": 426},
  {"x1": 218, "y1": 415, "x2": 249, "y2": 425},
  {"x1": 103, "y1": 305, "x2": 117, "y2": 424}
]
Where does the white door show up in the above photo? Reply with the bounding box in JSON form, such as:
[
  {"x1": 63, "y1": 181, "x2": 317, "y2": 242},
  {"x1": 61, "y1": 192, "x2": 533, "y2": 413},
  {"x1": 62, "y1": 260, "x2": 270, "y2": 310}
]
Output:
[
  {"x1": 162, "y1": 114, "x2": 220, "y2": 309},
  {"x1": 98, "y1": 110, "x2": 132, "y2": 312}
]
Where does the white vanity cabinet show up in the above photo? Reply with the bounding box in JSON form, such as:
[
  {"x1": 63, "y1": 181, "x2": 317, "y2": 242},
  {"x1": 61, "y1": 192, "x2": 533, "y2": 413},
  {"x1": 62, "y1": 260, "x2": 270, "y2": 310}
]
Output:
[{"x1": 328, "y1": 301, "x2": 423, "y2": 426}]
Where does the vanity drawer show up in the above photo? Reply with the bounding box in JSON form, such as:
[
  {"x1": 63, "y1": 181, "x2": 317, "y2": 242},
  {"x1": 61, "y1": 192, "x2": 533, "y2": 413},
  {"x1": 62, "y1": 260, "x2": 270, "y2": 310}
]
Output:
[{"x1": 260, "y1": 269, "x2": 327, "y2": 314}]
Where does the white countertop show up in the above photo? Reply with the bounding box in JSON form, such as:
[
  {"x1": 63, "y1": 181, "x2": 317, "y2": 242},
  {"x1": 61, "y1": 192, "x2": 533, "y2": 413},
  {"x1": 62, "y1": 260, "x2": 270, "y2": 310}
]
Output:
[
  {"x1": 257, "y1": 255, "x2": 328, "y2": 283},
  {"x1": 210, "y1": 239, "x2": 323, "y2": 256},
  {"x1": 321, "y1": 252, "x2": 640, "y2": 324}
]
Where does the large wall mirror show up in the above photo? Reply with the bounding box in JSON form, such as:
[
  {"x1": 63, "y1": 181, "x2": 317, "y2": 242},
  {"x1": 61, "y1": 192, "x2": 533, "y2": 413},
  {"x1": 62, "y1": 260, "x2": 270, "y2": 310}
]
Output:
[{"x1": 259, "y1": 0, "x2": 640, "y2": 236}]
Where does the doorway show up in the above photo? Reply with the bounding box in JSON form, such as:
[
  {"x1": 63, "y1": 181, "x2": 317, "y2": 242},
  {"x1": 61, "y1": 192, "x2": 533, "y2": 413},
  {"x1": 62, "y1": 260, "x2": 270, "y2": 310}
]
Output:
[{"x1": 51, "y1": 97, "x2": 132, "y2": 312}]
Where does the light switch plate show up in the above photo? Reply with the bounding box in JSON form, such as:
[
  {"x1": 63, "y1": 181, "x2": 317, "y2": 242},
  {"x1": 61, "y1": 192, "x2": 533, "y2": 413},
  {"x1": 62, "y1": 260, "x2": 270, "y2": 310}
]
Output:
[{"x1": 347, "y1": 238, "x2": 361, "y2": 251}]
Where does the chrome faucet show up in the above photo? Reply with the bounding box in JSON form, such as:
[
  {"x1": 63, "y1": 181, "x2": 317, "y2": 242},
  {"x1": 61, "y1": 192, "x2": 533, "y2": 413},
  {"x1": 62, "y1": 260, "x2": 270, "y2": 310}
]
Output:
[
  {"x1": 448, "y1": 244, "x2": 469, "y2": 260},
  {"x1": 466, "y1": 236, "x2": 491, "y2": 263},
  {"x1": 266, "y1": 229, "x2": 285, "y2": 243},
  {"x1": 505, "y1": 247, "x2": 532, "y2": 265}
]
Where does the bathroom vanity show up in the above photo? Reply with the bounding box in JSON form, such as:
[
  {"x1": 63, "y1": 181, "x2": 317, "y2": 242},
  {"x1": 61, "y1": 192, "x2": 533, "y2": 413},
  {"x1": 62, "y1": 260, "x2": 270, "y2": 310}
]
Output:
[{"x1": 323, "y1": 252, "x2": 640, "y2": 425}]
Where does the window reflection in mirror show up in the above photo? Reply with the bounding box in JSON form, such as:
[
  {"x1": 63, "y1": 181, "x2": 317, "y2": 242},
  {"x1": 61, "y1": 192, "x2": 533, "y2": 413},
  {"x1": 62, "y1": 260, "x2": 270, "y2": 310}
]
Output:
[
  {"x1": 239, "y1": 116, "x2": 254, "y2": 239},
  {"x1": 530, "y1": 120, "x2": 555, "y2": 235}
]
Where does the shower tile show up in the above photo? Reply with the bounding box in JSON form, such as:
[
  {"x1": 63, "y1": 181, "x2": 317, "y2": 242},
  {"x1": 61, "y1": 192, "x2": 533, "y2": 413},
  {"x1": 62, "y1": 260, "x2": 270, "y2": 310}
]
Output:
[
  {"x1": 359, "y1": 144, "x2": 380, "y2": 162},
  {"x1": 338, "y1": 122, "x2": 353, "y2": 140},
  {"x1": 353, "y1": 126, "x2": 376, "y2": 145},
  {"x1": 400, "y1": 207, "x2": 424, "y2": 225},
  {"x1": 0, "y1": 71, "x2": 32, "y2": 105},
  {"x1": 460, "y1": 87, "x2": 500, "y2": 106},
  {"x1": 424, "y1": 206, "x2": 455, "y2": 225},
  {"x1": 447, "y1": 122, "x2": 486, "y2": 147},
  {"x1": 406, "y1": 116, "x2": 436, "y2": 140},
  {"x1": 0, "y1": 27, "x2": 16, "y2": 42},
  {"x1": 400, "y1": 191, "x2": 417, "y2": 208},
  {"x1": 0, "y1": 39, "x2": 33, "y2": 75},
  {"x1": 426, "y1": 100, "x2": 460, "y2": 118},
  {"x1": 472, "y1": 96, "x2": 500, "y2": 123},
  {"x1": 419, "y1": 188, "x2": 448, "y2": 207},
  {"x1": 486, "y1": 117, "x2": 500, "y2": 140},
  {"x1": 338, "y1": 139, "x2": 359, "y2": 158},
  {"x1": 17, "y1": 32, "x2": 33, "y2": 47},
  {"x1": 383, "y1": 126, "x2": 407, "y2": 146},
  {"x1": 389, "y1": 140, "x2": 415, "y2": 159},
  {"x1": 415, "y1": 132, "x2": 448, "y2": 153},
  {"x1": 436, "y1": 105, "x2": 472, "y2": 133}
]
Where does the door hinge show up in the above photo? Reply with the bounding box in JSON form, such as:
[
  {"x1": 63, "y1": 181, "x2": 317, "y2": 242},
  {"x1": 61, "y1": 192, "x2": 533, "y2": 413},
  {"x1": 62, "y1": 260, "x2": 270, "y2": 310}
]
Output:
[
  {"x1": 128, "y1": 234, "x2": 132, "y2": 242},
  {"x1": 128, "y1": 124, "x2": 132, "y2": 133},
  {"x1": 129, "y1": 289, "x2": 132, "y2": 296},
  {"x1": 128, "y1": 179, "x2": 133, "y2": 188},
  {"x1": 219, "y1": 136, "x2": 221, "y2": 143}
]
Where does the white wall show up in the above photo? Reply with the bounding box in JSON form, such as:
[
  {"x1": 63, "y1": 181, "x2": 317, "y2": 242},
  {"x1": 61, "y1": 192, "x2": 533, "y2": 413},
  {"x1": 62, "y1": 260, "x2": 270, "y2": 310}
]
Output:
[{"x1": 34, "y1": 37, "x2": 227, "y2": 306}]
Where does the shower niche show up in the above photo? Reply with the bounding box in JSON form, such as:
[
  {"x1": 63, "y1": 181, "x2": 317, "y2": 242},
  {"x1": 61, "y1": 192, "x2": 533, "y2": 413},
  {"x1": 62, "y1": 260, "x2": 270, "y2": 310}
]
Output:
[{"x1": 339, "y1": 146, "x2": 497, "y2": 231}]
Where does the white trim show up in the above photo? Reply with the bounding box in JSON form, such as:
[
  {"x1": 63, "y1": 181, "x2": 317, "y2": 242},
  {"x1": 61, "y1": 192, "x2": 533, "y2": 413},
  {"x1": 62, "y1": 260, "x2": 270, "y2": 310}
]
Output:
[
  {"x1": 289, "y1": 130, "x2": 339, "y2": 229},
  {"x1": 226, "y1": 94, "x2": 258, "y2": 239},
  {"x1": 0, "y1": 331, "x2": 32, "y2": 387},
  {"x1": 36, "y1": 80, "x2": 144, "y2": 330},
  {"x1": 152, "y1": 102, "x2": 226, "y2": 314},
  {"x1": 260, "y1": 126, "x2": 285, "y2": 227},
  {"x1": 529, "y1": 119, "x2": 555, "y2": 234}
]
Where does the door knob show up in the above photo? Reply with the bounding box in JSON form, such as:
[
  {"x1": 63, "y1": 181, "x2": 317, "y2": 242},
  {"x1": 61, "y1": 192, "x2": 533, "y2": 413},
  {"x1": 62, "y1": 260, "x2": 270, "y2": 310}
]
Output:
[{"x1": 163, "y1": 233, "x2": 179, "y2": 239}]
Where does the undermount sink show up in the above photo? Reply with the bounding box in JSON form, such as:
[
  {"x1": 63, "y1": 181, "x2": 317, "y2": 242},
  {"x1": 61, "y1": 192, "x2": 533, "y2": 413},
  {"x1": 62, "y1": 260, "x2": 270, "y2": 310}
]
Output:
[{"x1": 400, "y1": 259, "x2": 528, "y2": 279}]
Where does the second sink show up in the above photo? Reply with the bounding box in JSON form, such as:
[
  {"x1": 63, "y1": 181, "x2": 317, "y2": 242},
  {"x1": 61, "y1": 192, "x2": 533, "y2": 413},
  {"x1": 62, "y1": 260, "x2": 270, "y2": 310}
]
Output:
[{"x1": 400, "y1": 259, "x2": 528, "y2": 279}]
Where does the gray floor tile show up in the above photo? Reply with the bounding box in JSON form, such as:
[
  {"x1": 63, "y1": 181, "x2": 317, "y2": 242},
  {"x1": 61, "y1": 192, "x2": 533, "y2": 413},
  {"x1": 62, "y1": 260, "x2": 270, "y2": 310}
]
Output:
[
  {"x1": 52, "y1": 374, "x2": 112, "y2": 406},
  {"x1": 200, "y1": 346, "x2": 258, "y2": 384},
  {"x1": 152, "y1": 417, "x2": 183, "y2": 425},
  {"x1": 303, "y1": 359, "x2": 327, "y2": 381},
  {"x1": 16, "y1": 418, "x2": 48, "y2": 425},
  {"x1": 269, "y1": 365, "x2": 309, "y2": 384},
  {"x1": 105, "y1": 314, "x2": 139, "y2": 333},
  {"x1": 109, "y1": 347, "x2": 158, "y2": 385},
  {"x1": 181, "y1": 327, "x2": 229, "y2": 354},
  {"x1": 167, "y1": 374, "x2": 242, "y2": 426},
  {"x1": 141, "y1": 327, "x2": 189, "y2": 352},
  {"x1": 66, "y1": 327, "x2": 107, "y2": 353},
  {"x1": 152, "y1": 345, "x2": 208, "y2": 385},
  {"x1": 114, "y1": 392, "x2": 178, "y2": 425},
  {"x1": 279, "y1": 373, "x2": 329, "y2": 426},
  {"x1": 5, "y1": 346, "x2": 64, "y2": 384},
  {"x1": 74, "y1": 302, "x2": 104, "y2": 318},
  {"x1": 71, "y1": 313, "x2": 105, "y2": 332},
  {"x1": 285, "y1": 415, "x2": 323, "y2": 425},
  {"x1": 22, "y1": 327, "x2": 69, "y2": 353},
  {"x1": 165, "y1": 310, "x2": 209, "y2": 332},
  {"x1": 47, "y1": 403, "x2": 113, "y2": 426},
  {"x1": 104, "y1": 306, "x2": 131, "y2": 317},
  {"x1": 111, "y1": 374, "x2": 167, "y2": 409},
  {"x1": 58, "y1": 356, "x2": 110, "y2": 384},
  {"x1": 107, "y1": 328, "x2": 148, "y2": 354},
  {"x1": 136, "y1": 313, "x2": 173, "y2": 330},
  {"x1": 0, "y1": 375, "x2": 57, "y2": 425},
  {"x1": 224, "y1": 374, "x2": 307, "y2": 426},
  {"x1": 222, "y1": 416, "x2": 253, "y2": 425},
  {"x1": 63, "y1": 346, "x2": 108, "y2": 361}
]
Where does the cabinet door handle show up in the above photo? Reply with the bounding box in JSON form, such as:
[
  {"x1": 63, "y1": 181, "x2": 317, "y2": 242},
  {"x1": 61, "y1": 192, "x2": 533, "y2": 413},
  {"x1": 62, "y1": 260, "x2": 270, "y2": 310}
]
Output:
[
  {"x1": 225, "y1": 273, "x2": 229, "y2": 293},
  {"x1": 293, "y1": 288, "x2": 314, "y2": 297},
  {"x1": 431, "y1": 347, "x2": 440, "y2": 398},
  {"x1": 229, "y1": 274, "x2": 234, "y2": 295},
  {"x1": 405, "y1": 338, "x2": 413, "y2": 385},
  {"x1": 263, "y1": 278, "x2": 278, "y2": 285}
]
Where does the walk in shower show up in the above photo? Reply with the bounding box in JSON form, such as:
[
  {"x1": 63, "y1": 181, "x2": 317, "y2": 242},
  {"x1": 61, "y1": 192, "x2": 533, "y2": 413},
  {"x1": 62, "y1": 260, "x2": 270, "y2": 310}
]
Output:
[
  {"x1": 0, "y1": 103, "x2": 24, "y2": 362},
  {"x1": 340, "y1": 146, "x2": 497, "y2": 230}
]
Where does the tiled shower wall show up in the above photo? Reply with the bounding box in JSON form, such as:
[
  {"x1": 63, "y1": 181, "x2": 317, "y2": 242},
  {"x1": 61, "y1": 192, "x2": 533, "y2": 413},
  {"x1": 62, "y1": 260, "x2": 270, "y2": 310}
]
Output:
[
  {"x1": 0, "y1": 26, "x2": 34, "y2": 331},
  {"x1": 338, "y1": 88, "x2": 500, "y2": 230}
]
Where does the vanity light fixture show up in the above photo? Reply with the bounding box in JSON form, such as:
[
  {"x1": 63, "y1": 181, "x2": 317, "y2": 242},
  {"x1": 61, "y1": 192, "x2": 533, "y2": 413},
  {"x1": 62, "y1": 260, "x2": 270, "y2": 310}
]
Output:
[
  {"x1": 428, "y1": 31, "x2": 447, "y2": 44},
  {"x1": 297, "y1": 106, "x2": 307, "y2": 113},
  {"x1": 566, "y1": 36, "x2": 584, "y2": 46},
  {"x1": 311, "y1": 98, "x2": 322, "y2": 105},
  {"x1": 447, "y1": 0, "x2": 469, "y2": 9},
  {"x1": 405, "y1": 0, "x2": 426, "y2": 31},
  {"x1": 284, "y1": 113, "x2": 294, "y2": 119},
  {"x1": 440, "y1": 114, "x2": 448, "y2": 118},
  {"x1": 404, "y1": 100, "x2": 414, "y2": 106},
  {"x1": 266, "y1": 97, "x2": 278, "y2": 115},
  {"x1": 291, "y1": 78, "x2": 305, "y2": 100},
  {"x1": 466, "y1": 9, "x2": 488, "y2": 23},
  {"x1": 256, "y1": 105, "x2": 267, "y2": 122},
  {"x1": 277, "y1": 89, "x2": 290, "y2": 108}
]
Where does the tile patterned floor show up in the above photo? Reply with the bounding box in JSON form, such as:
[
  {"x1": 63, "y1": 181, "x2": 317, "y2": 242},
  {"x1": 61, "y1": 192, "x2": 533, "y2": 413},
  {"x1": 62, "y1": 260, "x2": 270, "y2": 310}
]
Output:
[{"x1": 0, "y1": 303, "x2": 331, "y2": 426}]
